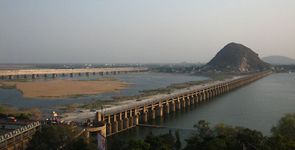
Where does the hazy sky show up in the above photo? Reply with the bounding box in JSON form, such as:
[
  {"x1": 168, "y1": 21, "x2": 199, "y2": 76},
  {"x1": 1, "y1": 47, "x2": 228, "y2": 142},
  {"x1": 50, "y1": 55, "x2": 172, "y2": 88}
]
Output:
[{"x1": 0, "y1": 0, "x2": 294, "y2": 64}]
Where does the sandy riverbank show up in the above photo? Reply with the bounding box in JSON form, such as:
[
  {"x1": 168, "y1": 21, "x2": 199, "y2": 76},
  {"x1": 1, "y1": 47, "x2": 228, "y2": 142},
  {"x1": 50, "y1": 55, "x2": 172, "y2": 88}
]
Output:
[{"x1": 0, "y1": 79, "x2": 129, "y2": 99}]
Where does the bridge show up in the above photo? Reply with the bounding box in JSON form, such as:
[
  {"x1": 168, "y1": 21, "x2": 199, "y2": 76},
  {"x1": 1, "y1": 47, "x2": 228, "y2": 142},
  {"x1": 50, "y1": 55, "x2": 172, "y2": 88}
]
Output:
[
  {"x1": 0, "y1": 67, "x2": 148, "y2": 80},
  {"x1": 91, "y1": 71, "x2": 272, "y2": 137},
  {"x1": 0, "y1": 122, "x2": 40, "y2": 150}
]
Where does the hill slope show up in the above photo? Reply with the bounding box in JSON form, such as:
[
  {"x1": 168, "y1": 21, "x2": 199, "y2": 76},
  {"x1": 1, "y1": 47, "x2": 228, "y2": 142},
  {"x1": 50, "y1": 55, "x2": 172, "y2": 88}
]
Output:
[
  {"x1": 262, "y1": 56, "x2": 295, "y2": 65},
  {"x1": 203, "y1": 43, "x2": 271, "y2": 72}
]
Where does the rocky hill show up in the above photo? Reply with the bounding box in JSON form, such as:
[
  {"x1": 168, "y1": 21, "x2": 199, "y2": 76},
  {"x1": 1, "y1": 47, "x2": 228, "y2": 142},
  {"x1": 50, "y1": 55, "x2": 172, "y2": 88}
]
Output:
[
  {"x1": 262, "y1": 56, "x2": 295, "y2": 65},
  {"x1": 203, "y1": 43, "x2": 271, "y2": 72}
]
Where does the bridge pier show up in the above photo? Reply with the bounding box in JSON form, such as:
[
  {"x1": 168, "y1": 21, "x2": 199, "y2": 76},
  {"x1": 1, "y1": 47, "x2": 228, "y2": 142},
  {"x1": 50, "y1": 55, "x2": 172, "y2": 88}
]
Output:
[
  {"x1": 181, "y1": 97, "x2": 186, "y2": 109},
  {"x1": 191, "y1": 95, "x2": 195, "y2": 105},
  {"x1": 171, "y1": 100, "x2": 176, "y2": 112},
  {"x1": 158, "y1": 102, "x2": 163, "y2": 117},
  {"x1": 9, "y1": 75, "x2": 14, "y2": 80},
  {"x1": 151, "y1": 105, "x2": 156, "y2": 120},
  {"x1": 124, "y1": 111, "x2": 129, "y2": 128},
  {"x1": 119, "y1": 113, "x2": 124, "y2": 131},
  {"x1": 176, "y1": 98, "x2": 181, "y2": 110},
  {"x1": 165, "y1": 101, "x2": 170, "y2": 115},
  {"x1": 134, "y1": 109, "x2": 139, "y2": 125},
  {"x1": 186, "y1": 96, "x2": 191, "y2": 107},
  {"x1": 112, "y1": 115, "x2": 118, "y2": 133},
  {"x1": 52, "y1": 74, "x2": 57, "y2": 78}
]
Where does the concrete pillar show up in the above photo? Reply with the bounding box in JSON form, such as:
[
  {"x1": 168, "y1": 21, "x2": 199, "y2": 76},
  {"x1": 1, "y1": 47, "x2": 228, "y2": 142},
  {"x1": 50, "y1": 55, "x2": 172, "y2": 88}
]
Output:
[
  {"x1": 129, "y1": 110, "x2": 133, "y2": 126},
  {"x1": 135, "y1": 115, "x2": 139, "y2": 125},
  {"x1": 189, "y1": 94, "x2": 195, "y2": 105},
  {"x1": 158, "y1": 101, "x2": 163, "y2": 117},
  {"x1": 32, "y1": 74, "x2": 36, "y2": 79},
  {"x1": 70, "y1": 73, "x2": 74, "y2": 77},
  {"x1": 202, "y1": 91, "x2": 206, "y2": 101},
  {"x1": 106, "y1": 114, "x2": 112, "y2": 134},
  {"x1": 143, "y1": 106, "x2": 148, "y2": 122},
  {"x1": 151, "y1": 105, "x2": 156, "y2": 120},
  {"x1": 165, "y1": 104, "x2": 170, "y2": 114},
  {"x1": 52, "y1": 74, "x2": 57, "y2": 78},
  {"x1": 8, "y1": 75, "x2": 13, "y2": 80},
  {"x1": 176, "y1": 98, "x2": 181, "y2": 110},
  {"x1": 113, "y1": 115, "x2": 118, "y2": 133},
  {"x1": 171, "y1": 100, "x2": 176, "y2": 112},
  {"x1": 195, "y1": 94, "x2": 199, "y2": 103},
  {"x1": 124, "y1": 111, "x2": 129, "y2": 128},
  {"x1": 95, "y1": 112, "x2": 102, "y2": 122},
  {"x1": 187, "y1": 96, "x2": 191, "y2": 106},
  {"x1": 119, "y1": 113, "x2": 123, "y2": 131},
  {"x1": 182, "y1": 97, "x2": 186, "y2": 109},
  {"x1": 198, "y1": 93, "x2": 202, "y2": 102}
]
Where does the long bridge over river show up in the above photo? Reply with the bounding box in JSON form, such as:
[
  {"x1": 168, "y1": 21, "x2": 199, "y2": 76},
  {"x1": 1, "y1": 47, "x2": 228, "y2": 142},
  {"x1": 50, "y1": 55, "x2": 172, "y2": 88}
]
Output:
[
  {"x1": 0, "y1": 67, "x2": 148, "y2": 80},
  {"x1": 90, "y1": 71, "x2": 272, "y2": 137}
]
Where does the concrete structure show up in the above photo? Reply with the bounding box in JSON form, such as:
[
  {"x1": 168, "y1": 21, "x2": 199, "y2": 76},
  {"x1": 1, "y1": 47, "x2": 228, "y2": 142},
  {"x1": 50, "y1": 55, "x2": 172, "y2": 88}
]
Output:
[
  {"x1": 95, "y1": 71, "x2": 272, "y2": 137},
  {"x1": 0, "y1": 122, "x2": 41, "y2": 150},
  {"x1": 0, "y1": 67, "x2": 148, "y2": 80}
]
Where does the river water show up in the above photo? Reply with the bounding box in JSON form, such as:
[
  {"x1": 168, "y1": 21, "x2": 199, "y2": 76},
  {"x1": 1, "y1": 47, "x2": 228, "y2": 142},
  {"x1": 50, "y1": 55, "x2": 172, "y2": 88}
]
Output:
[
  {"x1": 0, "y1": 72, "x2": 208, "y2": 110},
  {"x1": 108, "y1": 73, "x2": 295, "y2": 147}
]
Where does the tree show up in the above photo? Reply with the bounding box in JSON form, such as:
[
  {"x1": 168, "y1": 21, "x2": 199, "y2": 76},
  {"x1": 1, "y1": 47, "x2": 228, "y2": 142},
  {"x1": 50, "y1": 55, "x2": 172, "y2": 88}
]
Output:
[
  {"x1": 184, "y1": 121, "x2": 271, "y2": 150},
  {"x1": 270, "y1": 113, "x2": 295, "y2": 150},
  {"x1": 124, "y1": 139, "x2": 150, "y2": 150},
  {"x1": 26, "y1": 125, "x2": 94, "y2": 150}
]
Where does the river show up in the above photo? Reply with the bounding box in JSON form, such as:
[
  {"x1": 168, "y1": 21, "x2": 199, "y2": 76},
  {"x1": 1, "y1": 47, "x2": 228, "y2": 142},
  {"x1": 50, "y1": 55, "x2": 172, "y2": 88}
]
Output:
[
  {"x1": 0, "y1": 72, "x2": 208, "y2": 110},
  {"x1": 108, "y1": 73, "x2": 295, "y2": 148}
]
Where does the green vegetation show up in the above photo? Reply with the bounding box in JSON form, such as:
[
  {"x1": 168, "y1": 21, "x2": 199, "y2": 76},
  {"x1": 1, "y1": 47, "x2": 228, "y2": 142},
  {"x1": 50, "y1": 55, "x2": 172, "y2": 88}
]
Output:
[
  {"x1": 109, "y1": 130, "x2": 181, "y2": 150},
  {"x1": 0, "y1": 105, "x2": 41, "y2": 120},
  {"x1": 27, "y1": 125, "x2": 96, "y2": 150},
  {"x1": 110, "y1": 113, "x2": 295, "y2": 150}
]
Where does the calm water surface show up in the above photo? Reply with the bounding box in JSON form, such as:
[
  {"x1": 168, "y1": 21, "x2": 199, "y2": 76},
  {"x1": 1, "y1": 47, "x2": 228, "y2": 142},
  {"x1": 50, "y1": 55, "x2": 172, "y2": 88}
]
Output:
[
  {"x1": 0, "y1": 72, "x2": 208, "y2": 109},
  {"x1": 109, "y1": 73, "x2": 295, "y2": 147}
]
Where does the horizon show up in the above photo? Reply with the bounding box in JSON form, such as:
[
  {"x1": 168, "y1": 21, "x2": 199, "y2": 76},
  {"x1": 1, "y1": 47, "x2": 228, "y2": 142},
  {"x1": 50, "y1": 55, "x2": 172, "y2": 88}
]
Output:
[{"x1": 1, "y1": 0, "x2": 295, "y2": 63}]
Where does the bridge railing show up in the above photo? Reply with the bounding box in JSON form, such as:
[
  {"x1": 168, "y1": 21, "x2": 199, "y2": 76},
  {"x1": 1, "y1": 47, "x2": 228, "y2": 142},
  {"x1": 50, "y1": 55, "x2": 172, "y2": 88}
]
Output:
[{"x1": 0, "y1": 121, "x2": 40, "y2": 144}]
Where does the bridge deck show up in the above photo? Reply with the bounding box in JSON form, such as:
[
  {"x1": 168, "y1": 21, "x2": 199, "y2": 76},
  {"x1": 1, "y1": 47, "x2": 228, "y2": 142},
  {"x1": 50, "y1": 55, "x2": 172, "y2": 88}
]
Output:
[
  {"x1": 100, "y1": 76, "x2": 243, "y2": 116},
  {"x1": 0, "y1": 67, "x2": 147, "y2": 76}
]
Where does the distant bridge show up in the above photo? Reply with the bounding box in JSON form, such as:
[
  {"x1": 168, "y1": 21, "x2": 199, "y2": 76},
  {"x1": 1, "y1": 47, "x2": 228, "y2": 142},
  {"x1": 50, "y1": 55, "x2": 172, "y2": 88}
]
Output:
[
  {"x1": 0, "y1": 67, "x2": 148, "y2": 80},
  {"x1": 92, "y1": 71, "x2": 272, "y2": 137}
]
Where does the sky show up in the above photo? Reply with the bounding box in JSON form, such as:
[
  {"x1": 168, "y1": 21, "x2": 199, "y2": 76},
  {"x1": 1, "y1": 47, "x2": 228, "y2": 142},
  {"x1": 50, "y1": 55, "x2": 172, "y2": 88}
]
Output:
[{"x1": 0, "y1": 0, "x2": 295, "y2": 64}]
